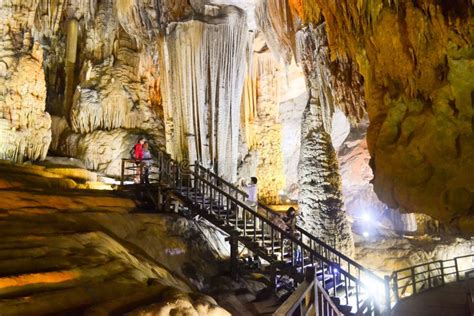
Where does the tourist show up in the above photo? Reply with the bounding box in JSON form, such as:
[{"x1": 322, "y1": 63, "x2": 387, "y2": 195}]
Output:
[
  {"x1": 283, "y1": 206, "x2": 301, "y2": 264},
  {"x1": 283, "y1": 207, "x2": 297, "y2": 234},
  {"x1": 141, "y1": 142, "x2": 152, "y2": 184},
  {"x1": 132, "y1": 137, "x2": 145, "y2": 183},
  {"x1": 244, "y1": 176, "x2": 258, "y2": 211}
]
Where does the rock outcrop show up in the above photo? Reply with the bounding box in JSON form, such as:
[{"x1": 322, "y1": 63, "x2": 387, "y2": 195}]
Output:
[
  {"x1": 0, "y1": 160, "x2": 230, "y2": 315},
  {"x1": 289, "y1": 0, "x2": 474, "y2": 226},
  {"x1": 0, "y1": 1, "x2": 51, "y2": 163}
]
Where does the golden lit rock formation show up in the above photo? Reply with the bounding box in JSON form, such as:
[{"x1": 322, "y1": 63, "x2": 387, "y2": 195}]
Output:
[
  {"x1": 0, "y1": 162, "x2": 230, "y2": 315},
  {"x1": 0, "y1": 1, "x2": 51, "y2": 162}
]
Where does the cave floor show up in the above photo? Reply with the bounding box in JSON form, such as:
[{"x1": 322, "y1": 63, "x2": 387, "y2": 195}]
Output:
[{"x1": 392, "y1": 281, "x2": 470, "y2": 316}]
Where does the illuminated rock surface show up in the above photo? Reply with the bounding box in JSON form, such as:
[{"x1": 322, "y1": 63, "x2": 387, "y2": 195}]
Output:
[
  {"x1": 0, "y1": 2, "x2": 51, "y2": 162},
  {"x1": 288, "y1": 0, "x2": 474, "y2": 227},
  {"x1": 0, "y1": 162, "x2": 230, "y2": 315}
]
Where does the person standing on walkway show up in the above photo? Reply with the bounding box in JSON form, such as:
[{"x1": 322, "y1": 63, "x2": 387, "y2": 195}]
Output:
[
  {"x1": 244, "y1": 177, "x2": 258, "y2": 211},
  {"x1": 133, "y1": 137, "x2": 145, "y2": 183},
  {"x1": 141, "y1": 142, "x2": 152, "y2": 184}
]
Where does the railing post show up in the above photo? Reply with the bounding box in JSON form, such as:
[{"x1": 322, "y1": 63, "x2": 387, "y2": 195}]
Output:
[
  {"x1": 384, "y1": 275, "x2": 391, "y2": 313},
  {"x1": 229, "y1": 233, "x2": 239, "y2": 280},
  {"x1": 440, "y1": 260, "x2": 445, "y2": 285},
  {"x1": 455, "y1": 258, "x2": 460, "y2": 282},
  {"x1": 393, "y1": 272, "x2": 399, "y2": 302},
  {"x1": 120, "y1": 159, "x2": 125, "y2": 186},
  {"x1": 411, "y1": 267, "x2": 417, "y2": 294}
]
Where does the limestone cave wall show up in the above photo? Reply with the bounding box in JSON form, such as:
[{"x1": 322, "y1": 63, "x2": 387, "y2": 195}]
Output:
[
  {"x1": 265, "y1": 0, "x2": 474, "y2": 228},
  {"x1": 0, "y1": 1, "x2": 51, "y2": 162}
]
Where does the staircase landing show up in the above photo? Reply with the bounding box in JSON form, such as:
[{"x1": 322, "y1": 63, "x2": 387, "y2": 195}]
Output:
[{"x1": 392, "y1": 281, "x2": 470, "y2": 316}]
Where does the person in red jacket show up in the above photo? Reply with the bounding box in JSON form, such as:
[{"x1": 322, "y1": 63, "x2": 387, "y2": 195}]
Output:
[
  {"x1": 133, "y1": 137, "x2": 146, "y2": 183},
  {"x1": 134, "y1": 137, "x2": 145, "y2": 160}
]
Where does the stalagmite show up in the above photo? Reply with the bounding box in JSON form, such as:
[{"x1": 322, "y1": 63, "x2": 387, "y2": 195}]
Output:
[
  {"x1": 299, "y1": 105, "x2": 354, "y2": 255},
  {"x1": 160, "y1": 5, "x2": 248, "y2": 182},
  {"x1": 295, "y1": 24, "x2": 357, "y2": 255}
]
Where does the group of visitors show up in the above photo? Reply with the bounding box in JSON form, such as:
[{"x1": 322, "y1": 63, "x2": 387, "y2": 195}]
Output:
[{"x1": 131, "y1": 137, "x2": 153, "y2": 184}]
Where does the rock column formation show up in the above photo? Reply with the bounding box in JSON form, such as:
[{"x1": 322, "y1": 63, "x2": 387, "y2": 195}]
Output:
[
  {"x1": 0, "y1": 0, "x2": 51, "y2": 162},
  {"x1": 160, "y1": 6, "x2": 248, "y2": 182}
]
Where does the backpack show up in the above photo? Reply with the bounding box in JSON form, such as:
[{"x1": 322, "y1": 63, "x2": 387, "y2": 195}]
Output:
[{"x1": 129, "y1": 146, "x2": 136, "y2": 159}]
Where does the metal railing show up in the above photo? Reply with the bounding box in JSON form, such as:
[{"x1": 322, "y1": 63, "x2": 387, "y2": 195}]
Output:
[
  {"x1": 190, "y1": 164, "x2": 389, "y2": 314},
  {"x1": 274, "y1": 267, "x2": 343, "y2": 316},
  {"x1": 120, "y1": 158, "x2": 160, "y2": 185},
  {"x1": 134, "y1": 156, "x2": 388, "y2": 314},
  {"x1": 120, "y1": 152, "x2": 474, "y2": 315},
  {"x1": 389, "y1": 254, "x2": 474, "y2": 302}
]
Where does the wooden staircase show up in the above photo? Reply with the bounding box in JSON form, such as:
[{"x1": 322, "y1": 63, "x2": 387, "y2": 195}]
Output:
[{"x1": 120, "y1": 154, "x2": 392, "y2": 315}]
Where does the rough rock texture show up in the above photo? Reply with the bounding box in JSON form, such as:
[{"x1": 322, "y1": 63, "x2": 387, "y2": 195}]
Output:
[
  {"x1": 289, "y1": 0, "x2": 474, "y2": 226},
  {"x1": 0, "y1": 1, "x2": 51, "y2": 162},
  {"x1": 279, "y1": 92, "x2": 308, "y2": 199},
  {"x1": 238, "y1": 31, "x2": 308, "y2": 203},
  {"x1": 338, "y1": 119, "x2": 418, "y2": 234},
  {"x1": 294, "y1": 23, "x2": 362, "y2": 255},
  {"x1": 52, "y1": 120, "x2": 145, "y2": 176},
  {"x1": 160, "y1": 5, "x2": 248, "y2": 182},
  {"x1": 0, "y1": 161, "x2": 230, "y2": 315},
  {"x1": 240, "y1": 37, "x2": 285, "y2": 204},
  {"x1": 355, "y1": 235, "x2": 473, "y2": 276},
  {"x1": 298, "y1": 106, "x2": 354, "y2": 255}
]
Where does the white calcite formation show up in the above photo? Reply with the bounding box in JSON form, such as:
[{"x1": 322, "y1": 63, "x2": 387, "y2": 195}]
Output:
[
  {"x1": 160, "y1": 5, "x2": 248, "y2": 182},
  {"x1": 0, "y1": 1, "x2": 51, "y2": 162},
  {"x1": 239, "y1": 35, "x2": 285, "y2": 204}
]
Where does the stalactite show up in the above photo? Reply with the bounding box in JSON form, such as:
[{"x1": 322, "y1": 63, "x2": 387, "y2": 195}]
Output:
[
  {"x1": 255, "y1": 0, "x2": 298, "y2": 64},
  {"x1": 160, "y1": 6, "x2": 248, "y2": 182}
]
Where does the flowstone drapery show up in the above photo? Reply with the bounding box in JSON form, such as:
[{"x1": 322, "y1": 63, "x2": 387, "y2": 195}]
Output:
[{"x1": 160, "y1": 6, "x2": 248, "y2": 182}]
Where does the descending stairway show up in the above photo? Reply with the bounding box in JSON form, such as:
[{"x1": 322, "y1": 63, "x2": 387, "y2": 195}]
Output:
[{"x1": 120, "y1": 153, "x2": 392, "y2": 315}]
